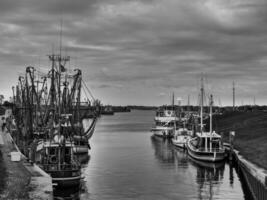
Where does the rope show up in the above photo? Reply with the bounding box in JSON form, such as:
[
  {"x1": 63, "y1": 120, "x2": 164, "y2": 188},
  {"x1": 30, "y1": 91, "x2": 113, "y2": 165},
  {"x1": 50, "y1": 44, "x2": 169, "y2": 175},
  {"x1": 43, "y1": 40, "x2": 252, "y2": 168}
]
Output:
[{"x1": 81, "y1": 79, "x2": 95, "y2": 101}]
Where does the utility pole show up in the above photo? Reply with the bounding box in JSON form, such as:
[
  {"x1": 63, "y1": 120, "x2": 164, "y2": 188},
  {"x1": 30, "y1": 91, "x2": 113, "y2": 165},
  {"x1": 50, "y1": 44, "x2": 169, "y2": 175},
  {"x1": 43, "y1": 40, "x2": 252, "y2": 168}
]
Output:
[
  {"x1": 233, "y1": 81, "x2": 235, "y2": 111},
  {"x1": 187, "y1": 95, "x2": 190, "y2": 106},
  {"x1": 187, "y1": 94, "x2": 190, "y2": 111}
]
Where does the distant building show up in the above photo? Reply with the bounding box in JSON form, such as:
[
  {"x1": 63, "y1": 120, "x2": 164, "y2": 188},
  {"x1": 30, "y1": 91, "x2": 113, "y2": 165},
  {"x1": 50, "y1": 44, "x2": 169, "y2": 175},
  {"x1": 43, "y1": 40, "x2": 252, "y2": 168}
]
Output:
[{"x1": 0, "y1": 106, "x2": 12, "y2": 125}]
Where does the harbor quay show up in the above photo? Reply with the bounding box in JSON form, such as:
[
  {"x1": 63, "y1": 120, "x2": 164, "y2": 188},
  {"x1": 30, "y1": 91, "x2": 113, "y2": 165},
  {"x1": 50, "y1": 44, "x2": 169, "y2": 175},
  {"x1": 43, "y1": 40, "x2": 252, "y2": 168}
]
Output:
[{"x1": 0, "y1": 128, "x2": 52, "y2": 200}]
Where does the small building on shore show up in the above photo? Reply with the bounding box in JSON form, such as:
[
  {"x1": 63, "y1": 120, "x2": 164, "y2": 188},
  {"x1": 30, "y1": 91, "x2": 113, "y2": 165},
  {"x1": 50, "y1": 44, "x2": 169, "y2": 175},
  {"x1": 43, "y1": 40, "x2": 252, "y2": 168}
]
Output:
[{"x1": 0, "y1": 106, "x2": 12, "y2": 125}]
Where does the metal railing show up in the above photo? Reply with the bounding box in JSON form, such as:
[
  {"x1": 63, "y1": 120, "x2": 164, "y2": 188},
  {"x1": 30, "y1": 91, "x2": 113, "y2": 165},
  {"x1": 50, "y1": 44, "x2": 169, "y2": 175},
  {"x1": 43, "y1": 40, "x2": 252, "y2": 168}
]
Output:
[
  {"x1": 42, "y1": 163, "x2": 80, "y2": 171},
  {"x1": 191, "y1": 146, "x2": 225, "y2": 153}
]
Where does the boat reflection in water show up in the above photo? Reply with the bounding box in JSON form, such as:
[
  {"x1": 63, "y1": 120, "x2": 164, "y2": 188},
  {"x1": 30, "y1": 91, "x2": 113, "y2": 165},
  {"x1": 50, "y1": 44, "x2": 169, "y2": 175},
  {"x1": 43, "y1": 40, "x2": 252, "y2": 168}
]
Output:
[
  {"x1": 150, "y1": 135, "x2": 175, "y2": 164},
  {"x1": 53, "y1": 185, "x2": 81, "y2": 200},
  {"x1": 53, "y1": 111, "x2": 249, "y2": 199},
  {"x1": 150, "y1": 134, "x2": 249, "y2": 200},
  {"x1": 173, "y1": 147, "x2": 189, "y2": 169},
  {"x1": 188, "y1": 157, "x2": 226, "y2": 200}
]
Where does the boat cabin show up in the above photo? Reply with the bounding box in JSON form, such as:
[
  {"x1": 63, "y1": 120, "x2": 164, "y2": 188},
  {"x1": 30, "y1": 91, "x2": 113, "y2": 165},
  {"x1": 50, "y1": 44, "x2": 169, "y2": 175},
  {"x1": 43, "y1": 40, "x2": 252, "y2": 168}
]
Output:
[{"x1": 192, "y1": 132, "x2": 223, "y2": 152}]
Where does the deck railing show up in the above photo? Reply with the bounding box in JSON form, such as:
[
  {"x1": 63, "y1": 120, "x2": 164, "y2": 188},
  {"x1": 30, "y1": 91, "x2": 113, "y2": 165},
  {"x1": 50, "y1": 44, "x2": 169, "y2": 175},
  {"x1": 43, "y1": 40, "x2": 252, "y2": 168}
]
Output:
[
  {"x1": 42, "y1": 163, "x2": 80, "y2": 171},
  {"x1": 191, "y1": 146, "x2": 225, "y2": 153}
]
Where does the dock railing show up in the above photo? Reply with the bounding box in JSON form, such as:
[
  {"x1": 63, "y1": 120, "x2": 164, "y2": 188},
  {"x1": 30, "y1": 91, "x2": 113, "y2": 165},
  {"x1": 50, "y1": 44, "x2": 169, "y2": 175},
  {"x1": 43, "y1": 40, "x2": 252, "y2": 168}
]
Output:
[
  {"x1": 42, "y1": 163, "x2": 80, "y2": 172},
  {"x1": 235, "y1": 150, "x2": 267, "y2": 200}
]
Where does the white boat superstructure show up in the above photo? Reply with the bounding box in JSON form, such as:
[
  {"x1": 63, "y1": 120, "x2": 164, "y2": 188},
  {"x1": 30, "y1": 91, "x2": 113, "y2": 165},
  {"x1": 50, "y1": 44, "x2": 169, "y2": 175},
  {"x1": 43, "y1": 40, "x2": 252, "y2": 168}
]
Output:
[
  {"x1": 172, "y1": 128, "x2": 193, "y2": 149},
  {"x1": 187, "y1": 131, "x2": 226, "y2": 162},
  {"x1": 154, "y1": 109, "x2": 178, "y2": 122},
  {"x1": 151, "y1": 106, "x2": 179, "y2": 138}
]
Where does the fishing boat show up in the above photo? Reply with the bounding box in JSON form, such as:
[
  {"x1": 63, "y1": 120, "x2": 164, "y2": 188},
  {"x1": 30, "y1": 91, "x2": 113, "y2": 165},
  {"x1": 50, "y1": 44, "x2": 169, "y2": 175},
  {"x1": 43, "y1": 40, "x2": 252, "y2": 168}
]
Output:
[
  {"x1": 60, "y1": 68, "x2": 98, "y2": 155},
  {"x1": 186, "y1": 77, "x2": 226, "y2": 162},
  {"x1": 151, "y1": 94, "x2": 179, "y2": 138},
  {"x1": 35, "y1": 139, "x2": 81, "y2": 187},
  {"x1": 172, "y1": 127, "x2": 193, "y2": 149},
  {"x1": 12, "y1": 54, "x2": 97, "y2": 187}
]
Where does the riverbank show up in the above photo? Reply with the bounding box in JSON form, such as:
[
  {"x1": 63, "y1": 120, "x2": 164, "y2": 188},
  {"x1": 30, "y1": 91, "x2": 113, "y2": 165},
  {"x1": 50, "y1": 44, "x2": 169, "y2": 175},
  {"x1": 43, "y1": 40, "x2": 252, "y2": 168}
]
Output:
[
  {"x1": 212, "y1": 110, "x2": 267, "y2": 170},
  {"x1": 0, "y1": 130, "x2": 52, "y2": 200}
]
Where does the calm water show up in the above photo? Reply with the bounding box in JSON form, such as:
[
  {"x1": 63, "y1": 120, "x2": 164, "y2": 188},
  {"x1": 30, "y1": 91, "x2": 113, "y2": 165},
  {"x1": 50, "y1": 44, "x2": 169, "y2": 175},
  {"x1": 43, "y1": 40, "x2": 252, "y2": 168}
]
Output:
[{"x1": 56, "y1": 110, "x2": 250, "y2": 200}]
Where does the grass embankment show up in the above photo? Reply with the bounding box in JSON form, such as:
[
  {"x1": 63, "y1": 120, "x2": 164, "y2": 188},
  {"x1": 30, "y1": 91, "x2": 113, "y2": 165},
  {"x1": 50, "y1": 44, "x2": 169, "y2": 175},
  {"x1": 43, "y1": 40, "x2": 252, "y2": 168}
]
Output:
[{"x1": 212, "y1": 110, "x2": 267, "y2": 170}]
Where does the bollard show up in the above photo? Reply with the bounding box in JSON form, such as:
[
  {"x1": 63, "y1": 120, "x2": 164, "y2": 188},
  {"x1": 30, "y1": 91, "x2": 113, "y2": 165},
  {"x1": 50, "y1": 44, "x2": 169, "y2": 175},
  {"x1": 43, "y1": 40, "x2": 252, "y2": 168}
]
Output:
[{"x1": 229, "y1": 131, "x2": 235, "y2": 161}]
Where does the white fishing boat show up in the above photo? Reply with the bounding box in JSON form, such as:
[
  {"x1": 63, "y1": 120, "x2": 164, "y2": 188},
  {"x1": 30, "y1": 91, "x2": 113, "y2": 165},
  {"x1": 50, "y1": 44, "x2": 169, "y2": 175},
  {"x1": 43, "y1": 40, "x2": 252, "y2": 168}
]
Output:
[
  {"x1": 151, "y1": 106, "x2": 178, "y2": 138},
  {"x1": 172, "y1": 128, "x2": 193, "y2": 149},
  {"x1": 186, "y1": 77, "x2": 226, "y2": 162},
  {"x1": 151, "y1": 93, "x2": 180, "y2": 138},
  {"x1": 187, "y1": 131, "x2": 226, "y2": 162}
]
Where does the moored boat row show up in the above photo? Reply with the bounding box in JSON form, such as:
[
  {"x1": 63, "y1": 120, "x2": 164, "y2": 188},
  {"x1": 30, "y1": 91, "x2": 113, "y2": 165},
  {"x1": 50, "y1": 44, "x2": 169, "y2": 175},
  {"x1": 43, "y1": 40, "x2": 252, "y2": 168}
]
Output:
[
  {"x1": 10, "y1": 54, "x2": 99, "y2": 188},
  {"x1": 151, "y1": 76, "x2": 226, "y2": 163}
]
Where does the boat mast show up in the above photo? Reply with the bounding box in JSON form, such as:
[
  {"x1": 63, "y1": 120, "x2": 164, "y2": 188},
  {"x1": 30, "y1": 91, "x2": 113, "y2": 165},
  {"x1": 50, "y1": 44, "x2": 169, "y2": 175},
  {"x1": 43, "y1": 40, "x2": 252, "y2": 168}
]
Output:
[
  {"x1": 209, "y1": 94, "x2": 213, "y2": 134},
  {"x1": 172, "y1": 92, "x2": 174, "y2": 109},
  {"x1": 187, "y1": 94, "x2": 190, "y2": 111},
  {"x1": 209, "y1": 94, "x2": 213, "y2": 152}
]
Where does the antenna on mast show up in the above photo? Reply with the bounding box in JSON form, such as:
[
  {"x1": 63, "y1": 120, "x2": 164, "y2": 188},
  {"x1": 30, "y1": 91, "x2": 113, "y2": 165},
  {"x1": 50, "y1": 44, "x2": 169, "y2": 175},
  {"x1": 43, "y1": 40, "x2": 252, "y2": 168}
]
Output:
[
  {"x1": 59, "y1": 18, "x2": 63, "y2": 57},
  {"x1": 171, "y1": 92, "x2": 175, "y2": 110}
]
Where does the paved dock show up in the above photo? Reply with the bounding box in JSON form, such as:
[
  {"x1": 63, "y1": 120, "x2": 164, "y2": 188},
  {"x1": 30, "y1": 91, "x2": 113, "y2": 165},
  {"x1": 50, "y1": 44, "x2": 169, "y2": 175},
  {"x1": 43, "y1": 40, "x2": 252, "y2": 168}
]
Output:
[
  {"x1": 0, "y1": 133, "x2": 4, "y2": 145},
  {"x1": 0, "y1": 129, "x2": 53, "y2": 200}
]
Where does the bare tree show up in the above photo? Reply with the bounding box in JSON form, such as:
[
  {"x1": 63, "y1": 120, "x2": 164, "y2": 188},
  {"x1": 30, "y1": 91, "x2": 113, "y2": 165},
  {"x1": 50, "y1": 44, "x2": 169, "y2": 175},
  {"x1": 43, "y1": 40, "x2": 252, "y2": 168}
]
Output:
[{"x1": 0, "y1": 95, "x2": 4, "y2": 105}]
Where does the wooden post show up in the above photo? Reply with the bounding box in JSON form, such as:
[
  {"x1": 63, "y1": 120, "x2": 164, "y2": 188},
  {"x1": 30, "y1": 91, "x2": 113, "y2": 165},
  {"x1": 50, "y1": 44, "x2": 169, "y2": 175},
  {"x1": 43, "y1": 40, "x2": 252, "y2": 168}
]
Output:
[
  {"x1": 221, "y1": 132, "x2": 224, "y2": 142},
  {"x1": 229, "y1": 131, "x2": 235, "y2": 161}
]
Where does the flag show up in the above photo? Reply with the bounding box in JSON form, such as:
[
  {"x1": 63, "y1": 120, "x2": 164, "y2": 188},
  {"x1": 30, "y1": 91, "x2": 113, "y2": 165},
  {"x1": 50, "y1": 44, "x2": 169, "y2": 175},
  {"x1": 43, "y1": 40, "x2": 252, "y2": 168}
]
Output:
[{"x1": 60, "y1": 65, "x2": 66, "y2": 72}]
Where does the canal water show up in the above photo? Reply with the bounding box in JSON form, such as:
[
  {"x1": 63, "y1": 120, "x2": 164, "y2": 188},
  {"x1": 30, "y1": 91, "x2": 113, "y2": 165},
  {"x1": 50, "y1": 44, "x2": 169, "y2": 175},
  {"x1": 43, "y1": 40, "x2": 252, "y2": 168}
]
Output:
[{"x1": 55, "y1": 110, "x2": 250, "y2": 200}]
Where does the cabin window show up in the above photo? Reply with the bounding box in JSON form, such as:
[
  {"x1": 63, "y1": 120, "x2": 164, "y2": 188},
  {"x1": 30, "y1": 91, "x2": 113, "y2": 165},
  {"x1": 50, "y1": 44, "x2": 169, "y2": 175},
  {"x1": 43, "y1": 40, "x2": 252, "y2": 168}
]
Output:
[
  {"x1": 49, "y1": 148, "x2": 56, "y2": 155},
  {"x1": 65, "y1": 148, "x2": 70, "y2": 155},
  {"x1": 212, "y1": 141, "x2": 220, "y2": 150},
  {"x1": 207, "y1": 138, "x2": 210, "y2": 149}
]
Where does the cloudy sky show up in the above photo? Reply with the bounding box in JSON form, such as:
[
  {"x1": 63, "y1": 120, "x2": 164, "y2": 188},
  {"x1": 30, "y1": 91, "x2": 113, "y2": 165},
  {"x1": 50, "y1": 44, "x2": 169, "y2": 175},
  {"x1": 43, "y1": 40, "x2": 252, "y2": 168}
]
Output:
[{"x1": 0, "y1": 0, "x2": 267, "y2": 106}]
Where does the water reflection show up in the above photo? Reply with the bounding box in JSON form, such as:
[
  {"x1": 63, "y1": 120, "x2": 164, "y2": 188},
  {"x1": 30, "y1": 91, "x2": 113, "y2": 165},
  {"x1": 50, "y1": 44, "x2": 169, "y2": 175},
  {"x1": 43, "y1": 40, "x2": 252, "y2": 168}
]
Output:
[
  {"x1": 150, "y1": 134, "x2": 247, "y2": 200},
  {"x1": 150, "y1": 136, "x2": 175, "y2": 164},
  {"x1": 173, "y1": 147, "x2": 189, "y2": 168},
  {"x1": 189, "y1": 157, "x2": 225, "y2": 200},
  {"x1": 54, "y1": 111, "x2": 248, "y2": 199},
  {"x1": 53, "y1": 185, "x2": 81, "y2": 200},
  {"x1": 150, "y1": 136, "x2": 226, "y2": 199}
]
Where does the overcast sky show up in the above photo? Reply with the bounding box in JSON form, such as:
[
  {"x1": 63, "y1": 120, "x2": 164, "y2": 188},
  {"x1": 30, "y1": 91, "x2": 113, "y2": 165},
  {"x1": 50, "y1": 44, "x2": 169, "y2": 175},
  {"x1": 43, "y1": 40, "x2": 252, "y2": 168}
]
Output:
[{"x1": 0, "y1": 0, "x2": 267, "y2": 106}]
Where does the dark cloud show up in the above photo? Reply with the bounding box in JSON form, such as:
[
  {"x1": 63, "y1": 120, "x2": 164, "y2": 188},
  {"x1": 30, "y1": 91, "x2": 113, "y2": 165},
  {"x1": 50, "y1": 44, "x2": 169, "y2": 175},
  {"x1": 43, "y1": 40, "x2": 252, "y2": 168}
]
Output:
[{"x1": 0, "y1": 0, "x2": 266, "y2": 105}]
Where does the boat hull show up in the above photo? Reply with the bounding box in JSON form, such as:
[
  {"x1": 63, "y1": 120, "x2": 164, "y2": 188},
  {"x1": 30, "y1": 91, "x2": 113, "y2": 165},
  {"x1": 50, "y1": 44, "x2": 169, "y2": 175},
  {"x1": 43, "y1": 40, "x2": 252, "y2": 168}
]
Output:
[
  {"x1": 52, "y1": 175, "x2": 81, "y2": 188},
  {"x1": 186, "y1": 140, "x2": 226, "y2": 162},
  {"x1": 172, "y1": 140, "x2": 187, "y2": 149},
  {"x1": 172, "y1": 135, "x2": 190, "y2": 149},
  {"x1": 151, "y1": 127, "x2": 174, "y2": 138},
  {"x1": 44, "y1": 168, "x2": 81, "y2": 188}
]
